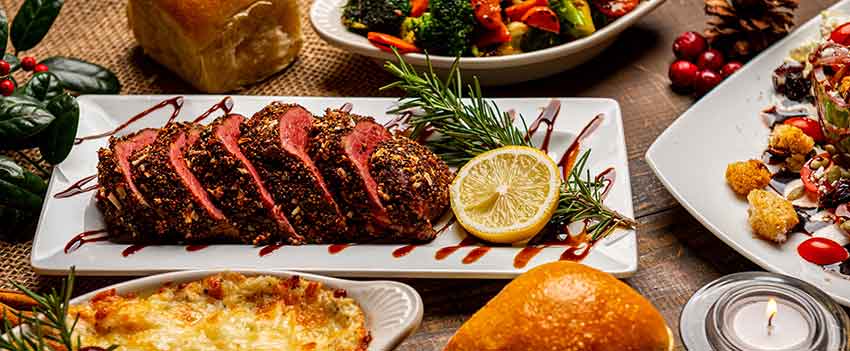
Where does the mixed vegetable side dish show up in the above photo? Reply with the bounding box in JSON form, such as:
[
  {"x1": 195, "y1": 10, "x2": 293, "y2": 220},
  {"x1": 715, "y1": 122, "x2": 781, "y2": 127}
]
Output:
[{"x1": 341, "y1": 0, "x2": 641, "y2": 56}]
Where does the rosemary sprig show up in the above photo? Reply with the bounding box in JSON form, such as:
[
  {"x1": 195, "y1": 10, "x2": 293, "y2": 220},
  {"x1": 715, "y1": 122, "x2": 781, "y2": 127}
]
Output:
[
  {"x1": 381, "y1": 49, "x2": 636, "y2": 241},
  {"x1": 381, "y1": 51, "x2": 530, "y2": 167},
  {"x1": 0, "y1": 268, "x2": 116, "y2": 351}
]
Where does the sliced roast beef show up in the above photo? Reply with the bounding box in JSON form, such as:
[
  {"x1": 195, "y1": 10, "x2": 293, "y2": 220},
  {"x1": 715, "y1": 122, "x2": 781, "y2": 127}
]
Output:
[
  {"x1": 132, "y1": 122, "x2": 238, "y2": 242},
  {"x1": 242, "y1": 103, "x2": 346, "y2": 243},
  {"x1": 369, "y1": 136, "x2": 452, "y2": 241},
  {"x1": 96, "y1": 128, "x2": 174, "y2": 243},
  {"x1": 185, "y1": 114, "x2": 299, "y2": 245},
  {"x1": 309, "y1": 109, "x2": 392, "y2": 239}
]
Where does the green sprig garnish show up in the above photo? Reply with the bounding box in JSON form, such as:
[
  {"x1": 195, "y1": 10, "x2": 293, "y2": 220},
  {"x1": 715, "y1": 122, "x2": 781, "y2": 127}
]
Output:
[{"x1": 381, "y1": 50, "x2": 636, "y2": 241}]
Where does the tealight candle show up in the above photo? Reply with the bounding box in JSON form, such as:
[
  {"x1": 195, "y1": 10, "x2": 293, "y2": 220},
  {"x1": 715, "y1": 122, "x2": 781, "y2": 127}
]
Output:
[{"x1": 680, "y1": 272, "x2": 850, "y2": 351}]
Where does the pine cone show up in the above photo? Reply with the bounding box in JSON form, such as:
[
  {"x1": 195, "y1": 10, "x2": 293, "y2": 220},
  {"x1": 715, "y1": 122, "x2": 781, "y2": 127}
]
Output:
[{"x1": 704, "y1": 0, "x2": 799, "y2": 59}]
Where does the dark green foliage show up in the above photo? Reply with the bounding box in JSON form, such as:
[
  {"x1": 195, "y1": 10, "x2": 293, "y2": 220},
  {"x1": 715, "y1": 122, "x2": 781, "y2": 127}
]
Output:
[
  {"x1": 520, "y1": 27, "x2": 562, "y2": 52},
  {"x1": 38, "y1": 93, "x2": 78, "y2": 164},
  {"x1": 342, "y1": 0, "x2": 410, "y2": 34},
  {"x1": 41, "y1": 56, "x2": 121, "y2": 94},
  {"x1": 413, "y1": 0, "x2": 475, "y2": 56},
  {"x1": 10, "y1": 0, "x2": 64, "y2": 52}
]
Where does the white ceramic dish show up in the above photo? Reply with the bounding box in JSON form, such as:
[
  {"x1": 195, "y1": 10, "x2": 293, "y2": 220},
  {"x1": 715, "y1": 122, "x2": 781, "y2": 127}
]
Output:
[
  {"x1": 309, "y1": 0, "x2": 666, "y2": 85},
  {"x1": 67, "y1": 269, "x2": 423, "y2": 351},
  {"x1": 32, "y1": 95, "x2": 635, "y2": 277},
  {"x1": 646, "y1": 1, "x2": 850, "y2": 306}
]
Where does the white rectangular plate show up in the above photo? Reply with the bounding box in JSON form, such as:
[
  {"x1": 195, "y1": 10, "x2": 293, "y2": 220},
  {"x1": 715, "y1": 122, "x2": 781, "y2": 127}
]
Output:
[
  {"x1": 647, "y1": 1, "x2": 850, "y2": 306},
  {"x1": 32, "y1": 95, "x2": 635, "y2": 277}
]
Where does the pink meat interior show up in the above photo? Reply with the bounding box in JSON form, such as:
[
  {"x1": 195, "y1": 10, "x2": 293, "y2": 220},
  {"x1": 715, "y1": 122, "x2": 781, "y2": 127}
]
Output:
[
  {"x1": 169, "y1": 128, "x2": 225, "y2": 220},
  {"x1": 115, "y1": 128, "x2": 159, "y2": 201},
  {"x1": 279, "y1": 107, "x2": 336, "y2": 202},
  {"x1": 343, "y1": 120, "x2": 391, "y2": 222},
  {"x1": 216, "y1": 114, "x2": 295, "y2": 234}
]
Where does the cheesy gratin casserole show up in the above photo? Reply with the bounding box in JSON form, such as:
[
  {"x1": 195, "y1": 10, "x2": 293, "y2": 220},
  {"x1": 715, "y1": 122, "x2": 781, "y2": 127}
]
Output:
[{"x1": 68, "y1": 272, "x2": 370, "y2": 350}]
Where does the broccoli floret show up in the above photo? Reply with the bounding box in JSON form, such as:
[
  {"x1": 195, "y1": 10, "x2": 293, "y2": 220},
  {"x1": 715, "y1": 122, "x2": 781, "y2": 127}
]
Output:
[
  {"x1": 520, "y1": 27, "x2": 561, "y2": 52},
  {"x1": 412, "y1": 0, "x2": 476, "y2": 56},
  {"x1": 342, "y1": 0, "x2": 411, "y2": 35},
  {"x1": 548, "y1": 0, "x2": 595, "y2": 38},
  {"x1": 400, "y1": 16, "x2": 420, "y2": 43}
]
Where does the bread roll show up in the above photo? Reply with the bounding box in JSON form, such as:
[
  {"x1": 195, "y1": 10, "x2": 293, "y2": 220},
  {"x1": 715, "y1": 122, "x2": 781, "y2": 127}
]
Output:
[
  {"x1": 445, "y1": 261, "x2": 673, "y2": 351},
  {"x1": 127, "y1": 0, "x2": 303, "y2": 93}
]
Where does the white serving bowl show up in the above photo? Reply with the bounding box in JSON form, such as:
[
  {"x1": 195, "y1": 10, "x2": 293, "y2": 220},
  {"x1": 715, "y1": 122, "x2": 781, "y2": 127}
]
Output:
[
  {"x1": 310, "y1": 0, "x2": 666, "y2": 85},
  {"x1": 69, "y1": 269, "x2": 424, "y2": 351}
]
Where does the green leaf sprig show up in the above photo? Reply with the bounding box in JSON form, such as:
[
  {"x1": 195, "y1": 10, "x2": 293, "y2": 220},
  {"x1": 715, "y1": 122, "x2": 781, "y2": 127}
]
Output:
[
  {"x1": 0, "y1": 0, "x2": 120, "y2": 240},
  {"x1": 381, "y1": 50, "x2": 636, "y2": 242}
]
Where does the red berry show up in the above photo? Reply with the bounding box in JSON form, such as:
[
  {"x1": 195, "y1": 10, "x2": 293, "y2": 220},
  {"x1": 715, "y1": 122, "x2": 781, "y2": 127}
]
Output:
[
  {"x1": 697, "y1": 49, "x2": 725, "y2": 71},
  {"x1": 831, "y1": 22, "x2": 850, "y2": 45},
  {"x1": 0, "y1": 79, "x2": 14, "y2": 96},
  {"x1": 720, "y1": 61, "x2": 744, "y2": 78},
  {"x1": 694, "y1": 70, "x2": 723, "y2": 95},
  {"x1": 34, "y1": 64, "x2": 48, "y2": 73},
  {"x1": 20, "y1": 56, "x2": 36, "y2": 71},
  {"x1": 673, "y1": 31, "x2": 707, "y2": 61},
  {"x1": 669, "y1": 60, "x2": 699, "y2": 89},
  {"x1": 0, "y1": 61, "x2": 10, "y2": 76}
]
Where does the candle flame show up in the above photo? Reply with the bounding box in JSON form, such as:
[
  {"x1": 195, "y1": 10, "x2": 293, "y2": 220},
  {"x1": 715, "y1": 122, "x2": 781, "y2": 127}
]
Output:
[{"x1": 766, "y1": 298, "x2": 778, "y2": 328}]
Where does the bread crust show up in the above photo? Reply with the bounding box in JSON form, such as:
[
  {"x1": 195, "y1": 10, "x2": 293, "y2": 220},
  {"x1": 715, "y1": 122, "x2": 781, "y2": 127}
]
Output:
[{"x1": 444, "y1": 261, "x2": 672, "y2": 351}]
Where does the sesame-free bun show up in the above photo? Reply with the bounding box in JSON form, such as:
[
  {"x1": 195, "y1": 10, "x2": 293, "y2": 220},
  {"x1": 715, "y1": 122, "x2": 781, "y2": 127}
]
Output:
[{"x1": 444, "y1": 261, "x2": 673, "y2": 351}]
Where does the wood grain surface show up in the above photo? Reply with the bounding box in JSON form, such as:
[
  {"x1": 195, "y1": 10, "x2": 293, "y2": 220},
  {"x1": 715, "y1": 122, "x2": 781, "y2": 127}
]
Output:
[{"x1": 0, "y1": 0, "x2": 838, "y2": 350}]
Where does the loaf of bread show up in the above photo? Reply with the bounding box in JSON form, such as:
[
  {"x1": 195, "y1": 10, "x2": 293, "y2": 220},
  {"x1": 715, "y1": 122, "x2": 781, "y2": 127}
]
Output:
[
  {"x1": 127, "y1": 0, "x2": 303, "y2": 93},
  {"x1": 444, "y1": 261, "x2": 673, "y2": 351}
]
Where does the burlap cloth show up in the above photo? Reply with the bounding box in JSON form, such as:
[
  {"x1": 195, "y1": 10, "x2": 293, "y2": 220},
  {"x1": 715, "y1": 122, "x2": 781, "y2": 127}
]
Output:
[{"x1": 0, "y1": 0, "x2": 403, "y2": 293}]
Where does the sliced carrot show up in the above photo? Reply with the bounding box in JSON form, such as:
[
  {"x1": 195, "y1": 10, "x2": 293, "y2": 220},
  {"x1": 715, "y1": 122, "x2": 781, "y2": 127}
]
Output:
[
  {"x1": 475, "y1": 23, "x2": 512, "y2": 48},
  {"x1": 522, "y1": 6, "x2": 560, "y2": 34},
  {"x1": 411, "y1": 0, "x2": 428, "y2": 17},
  {"x1": 367, "y1": 32, "x2": 421, "y2": 54},
  {"x1": 505, "y1": 0, "x2": 548, "y2": 22},
  {"x1": 471, "y1": 0, "x2": 505, "y2": 31}
]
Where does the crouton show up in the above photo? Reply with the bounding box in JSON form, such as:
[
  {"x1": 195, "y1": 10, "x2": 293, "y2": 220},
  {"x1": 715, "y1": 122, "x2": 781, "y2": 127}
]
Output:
[
  {"x1": 747, "y1": 189, "x2": 799, "y2": 243},
  {"x1": 726, "y1": 160, "x2": 772, "y2": 195},
  {"x1": 769, "y1": 124, "x2": 814, "y2": 155}
]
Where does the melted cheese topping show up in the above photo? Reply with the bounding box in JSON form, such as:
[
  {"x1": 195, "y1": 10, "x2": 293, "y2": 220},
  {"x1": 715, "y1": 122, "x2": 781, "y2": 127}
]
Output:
[{"x1": 69, "y1": 273, "x2": 369, "y2": 351}]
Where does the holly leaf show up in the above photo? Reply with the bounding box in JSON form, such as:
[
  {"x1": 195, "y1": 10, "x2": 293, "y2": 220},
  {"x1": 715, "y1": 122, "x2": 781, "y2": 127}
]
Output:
[
  {"x1": 0, "y1": 8, "x2": 8, "y2": 57},
  {"x1": 41, "y1": 56, "x2": 119, "y2": 94},
  {"x1": 0, "y1": 102, "x2": 55, "y2": 143},
  {"x1": 0, "y1": 155, "x2": 46, "y2": 195},
  {"x1": 0, "y1": 94, "x2": 42, "y2": 108},
  {"x1": 23, "y1": 71, "x2": 62, "y2": 101},
  {"x1": 38, "y1": 93, "x2": 77, "y2": 164},
  {"x1": 10, "y1": 0, "x2": 63, "y2": 52}
]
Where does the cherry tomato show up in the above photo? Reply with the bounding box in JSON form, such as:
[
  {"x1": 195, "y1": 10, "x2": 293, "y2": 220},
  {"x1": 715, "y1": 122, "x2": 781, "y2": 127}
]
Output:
[
  {"x1": 471, "y1": 0, "x2": 505, "y2": 31},
  {"x1": 521, "y1": 6, "x2": 560, "y2": 34},
  {"x1": 592, "y1": 0, "x2": 638, "y2": 18},
  {"x1": 475, "y1": 23, "x2": 511, "y2": 48},
  {"x1": 801, "y1": 153, "x2": 831, "y2": 196},
  {"x1": 505, "y1": 0, "x2": 548, "y2": 22},
  {"x1": 784, "y1": 116, "x2": 825, "y2": 143},
  {"x1": 798, "y1": 237, "x2": 849, "y2": 265},
  {"x1": 831, "y1": 22, "x2": 850, "y2": 46}
]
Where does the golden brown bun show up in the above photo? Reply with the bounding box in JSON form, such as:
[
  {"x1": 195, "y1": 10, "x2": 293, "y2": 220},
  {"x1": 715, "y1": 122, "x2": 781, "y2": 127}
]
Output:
[
  {"x1": 128, "y1": 0, "x2": 303, "y2": 93},
  {"x1": 444, "y1": 261, "x2": 673, "y2": 351}
]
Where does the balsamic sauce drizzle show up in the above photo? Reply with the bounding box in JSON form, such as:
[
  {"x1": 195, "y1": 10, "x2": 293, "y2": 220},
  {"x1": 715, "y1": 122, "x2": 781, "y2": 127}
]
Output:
[
  {"x1": 54, "y1": 174, "x2": 98, "y2": 198},
  {"x1": 75, "y1": 96, "x2": 184, "y2": 144},
  {"x1": 64, "y1": 229, "x2": 109, "y2": 253}
]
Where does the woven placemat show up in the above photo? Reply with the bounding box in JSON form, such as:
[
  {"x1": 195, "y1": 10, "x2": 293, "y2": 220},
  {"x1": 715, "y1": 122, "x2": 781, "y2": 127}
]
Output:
[{"x1": 0, "y1": 0, "x2": 401, "y2": 292}]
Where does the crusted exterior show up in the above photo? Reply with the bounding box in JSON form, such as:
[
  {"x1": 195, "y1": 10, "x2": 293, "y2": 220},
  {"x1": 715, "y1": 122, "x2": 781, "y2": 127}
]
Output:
[
  {"x1": 770, "y1": 124, "x2": 815, "y2": 155},
  {"x1": 132, "y1": 123, "x2": 238, "y2": 242},
  {"x1": 725, "y1": 159, "x2": 772, "y2": 196},
  {"x1": 96, "y1": 129, "x2": 174, "y2": 243},
  {"x1": 309, "y1": 109, "x2": 390, "y2": 240},
  {"x1": 186, "y1": 115, "x2": 286, "y2": 245},
  {"x1": 242, "y1": 103, "x2": 346, "y2": 243},
  {"x1": 747, "y1": 189, "x2": 798, "y2": 243},
  {"x1": 370, "y1": 136, "x2": 453, "y2": 241}
]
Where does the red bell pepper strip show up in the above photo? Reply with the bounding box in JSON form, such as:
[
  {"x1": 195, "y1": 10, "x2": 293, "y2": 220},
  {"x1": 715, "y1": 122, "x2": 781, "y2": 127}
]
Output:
[
  {"x1": 521, "y1": 6, "x2": 560, "y2": 34},
  {"x1": 505, "y1": 0, "x2": 548, "y2": 22},
  {"x1": 471, "y1": 0, "x2": 505, "y2": 31},
  {"x1": 411, "y1": 0, "x2": 428, "y2": 17},
  {"x1": 475, "y1": 23, "x2": 512, "y2": 48},
  {"x1": 367, "y1": 32, "x2": 421, "y2": 54}
]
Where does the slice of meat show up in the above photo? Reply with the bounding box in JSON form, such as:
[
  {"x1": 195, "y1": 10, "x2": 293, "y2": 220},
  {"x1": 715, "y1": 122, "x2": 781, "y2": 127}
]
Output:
[
  {"x1": 133, "y1": 122, "x2": 238, "y2": 242},
  {"x1": 310, "y1": 109, "x2": 392, "y2": 239},
  {"x1": 242, "y1": 103, "x2": 346, "y2": 243},
  {"x1": 186, "y1": 114, "x2": 300, "y2": 245},
  {"x1": 370, "y1": 136, "x2": 453, "y2": 241},
  {"x1": 96, "y1": 128, "x2": 174, "y2": 243}
]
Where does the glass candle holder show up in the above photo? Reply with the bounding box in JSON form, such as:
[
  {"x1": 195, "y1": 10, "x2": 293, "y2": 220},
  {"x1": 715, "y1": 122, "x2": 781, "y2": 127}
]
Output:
[{"x1": 680, "y1": 272, "x2": 849, "y2": 351}]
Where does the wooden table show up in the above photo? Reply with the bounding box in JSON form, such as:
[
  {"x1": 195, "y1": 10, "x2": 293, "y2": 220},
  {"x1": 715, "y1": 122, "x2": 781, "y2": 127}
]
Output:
[
  {"x1": 0, "y1": 0, "x2": 838, "y2": 350},
  {"x1": 397, "y1": 1, "x2": 836, "y2": 349}
]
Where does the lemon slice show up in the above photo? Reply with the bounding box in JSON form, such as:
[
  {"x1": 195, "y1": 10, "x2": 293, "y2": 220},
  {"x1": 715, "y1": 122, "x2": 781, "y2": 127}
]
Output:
[{"x1": 450, "y1": 146, "x2": 561, "y2": 244}]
